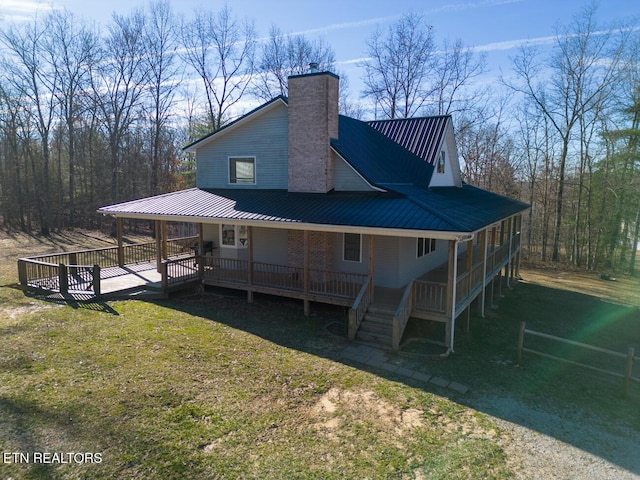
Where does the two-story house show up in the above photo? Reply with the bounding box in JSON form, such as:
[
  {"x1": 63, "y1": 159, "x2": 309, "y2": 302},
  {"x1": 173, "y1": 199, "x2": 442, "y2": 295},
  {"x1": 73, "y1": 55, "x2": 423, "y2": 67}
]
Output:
[{"x1": 96, "y1": 69, "x2": 528, "y2": 352}]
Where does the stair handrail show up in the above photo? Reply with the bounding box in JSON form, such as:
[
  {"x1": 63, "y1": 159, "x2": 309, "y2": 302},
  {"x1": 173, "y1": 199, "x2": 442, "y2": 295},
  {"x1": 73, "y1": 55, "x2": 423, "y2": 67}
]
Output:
[
  {"x1": 392, "y1": 281, "x2": 415, "y2": 350},
  {"x1": 348, "y1": 275, "x2": 372, "y2": 341}
]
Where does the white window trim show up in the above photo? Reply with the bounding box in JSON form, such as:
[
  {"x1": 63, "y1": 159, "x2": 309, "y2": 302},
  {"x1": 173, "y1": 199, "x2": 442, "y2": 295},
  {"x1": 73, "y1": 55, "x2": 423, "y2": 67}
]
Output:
[
  {"x1": 437, "y1": 150, "x2": 446, "y2": 174},
  {"x1": 228, "y1": 156, "x2": 256, "y2": 185},
  {"x1": 343, "y1": 233, "x2": 362, "y2": 263},
  {"x1": 220, "y1": 224, "x2": 249, "y2": 249},
  {"x1": 417, "y1": 237, "x2": 436, "y2": 258}
]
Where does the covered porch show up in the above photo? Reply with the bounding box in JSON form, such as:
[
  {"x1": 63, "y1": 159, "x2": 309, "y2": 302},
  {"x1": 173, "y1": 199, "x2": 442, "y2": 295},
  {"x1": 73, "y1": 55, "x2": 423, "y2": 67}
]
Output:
[{"x1": 17, "y1": 214, "x2": 523, "y2": 352}]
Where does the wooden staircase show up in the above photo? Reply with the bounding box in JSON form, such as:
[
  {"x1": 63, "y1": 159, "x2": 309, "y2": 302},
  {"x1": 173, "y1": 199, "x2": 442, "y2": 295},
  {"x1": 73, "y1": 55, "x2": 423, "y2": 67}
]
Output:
[{"x1": 355, "y1": 302, "x2": 397, "y2": 347}]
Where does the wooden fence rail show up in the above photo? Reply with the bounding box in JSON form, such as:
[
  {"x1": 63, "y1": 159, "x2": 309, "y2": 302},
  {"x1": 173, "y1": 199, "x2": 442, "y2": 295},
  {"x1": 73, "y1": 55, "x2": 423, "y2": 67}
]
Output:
[{"x1": 518, "y1": 322, "x2": 639, "y2": 396}]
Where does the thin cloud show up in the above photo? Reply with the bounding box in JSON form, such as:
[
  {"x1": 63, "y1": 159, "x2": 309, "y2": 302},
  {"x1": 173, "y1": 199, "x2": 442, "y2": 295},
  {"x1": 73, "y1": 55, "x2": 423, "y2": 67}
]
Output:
[{"x1": 0, "y1": 0, "x2": 57, "y2": 22}]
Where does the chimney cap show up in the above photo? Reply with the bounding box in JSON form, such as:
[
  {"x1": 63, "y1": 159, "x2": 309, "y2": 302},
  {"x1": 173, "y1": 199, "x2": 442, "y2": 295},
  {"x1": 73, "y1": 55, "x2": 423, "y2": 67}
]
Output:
[{"x1": 309, "y1": 62, "x2": 319, "y2": 73}]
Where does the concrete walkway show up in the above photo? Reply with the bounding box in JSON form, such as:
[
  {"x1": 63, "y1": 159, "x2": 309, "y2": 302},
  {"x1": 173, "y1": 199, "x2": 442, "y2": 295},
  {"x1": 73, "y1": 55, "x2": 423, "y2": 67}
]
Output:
[{"x1": 340, "y1": 343, "x2": 469, "y2": 395}]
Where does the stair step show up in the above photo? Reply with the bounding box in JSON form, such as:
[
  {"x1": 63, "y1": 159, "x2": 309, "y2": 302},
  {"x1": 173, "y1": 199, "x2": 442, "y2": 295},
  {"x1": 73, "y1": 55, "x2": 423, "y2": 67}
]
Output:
[
  {"x1": 356, "y1": 329, "x2": 392, "y2": 346},
  {"x1": 360, "y1": 319, "x2": 393, "y2": 335},
  {"x1": 367, "y1": 303, "x2": 397, "y2": 316}
]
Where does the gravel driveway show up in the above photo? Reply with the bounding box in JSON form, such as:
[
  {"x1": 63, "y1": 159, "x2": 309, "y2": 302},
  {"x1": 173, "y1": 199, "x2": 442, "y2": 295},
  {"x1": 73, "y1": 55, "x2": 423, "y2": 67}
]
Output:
[{"x1": 472, "y1": 394, "x2": 640, "y2": 479}]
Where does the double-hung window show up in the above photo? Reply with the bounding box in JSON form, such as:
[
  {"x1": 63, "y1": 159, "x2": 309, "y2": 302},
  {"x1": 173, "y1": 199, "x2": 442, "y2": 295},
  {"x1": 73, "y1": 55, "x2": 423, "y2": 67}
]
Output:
[
  {"x1": 229, "y1": 157, "x2": 255, "y2": 184},
  {"x1": 343, "y1": 233, "x2": 362, "y2": 262}
]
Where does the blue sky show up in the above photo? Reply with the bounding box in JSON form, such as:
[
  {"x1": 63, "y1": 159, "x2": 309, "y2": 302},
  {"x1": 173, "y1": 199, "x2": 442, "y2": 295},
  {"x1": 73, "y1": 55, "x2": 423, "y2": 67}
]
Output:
[{"x1": 1, "y1": 0, "x2": 637, "y2": 111}]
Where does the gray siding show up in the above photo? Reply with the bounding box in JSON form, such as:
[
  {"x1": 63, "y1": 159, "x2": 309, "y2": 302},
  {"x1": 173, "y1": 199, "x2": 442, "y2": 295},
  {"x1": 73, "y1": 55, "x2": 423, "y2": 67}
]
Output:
[
  {"x1": 334, "y1": 155, "x2": 376, "y2": 191},
  {"x1": 253, "y1": 228, "x2": 288, "y2": 264},
  {"x1": 373, "y1": 235, "x2": 400, "y2": 288},
  {"x1": 397, "y1": 238, "x2": 448, "y2": 285},
  {"x1": 196, "y1": 103, "x2": 288, "y2": 189}
]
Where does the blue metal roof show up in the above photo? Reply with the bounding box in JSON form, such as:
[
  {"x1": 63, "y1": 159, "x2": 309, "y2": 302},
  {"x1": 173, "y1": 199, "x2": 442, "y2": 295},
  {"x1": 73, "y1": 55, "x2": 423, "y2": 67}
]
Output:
[
  {"x1": 98, "y1": 186, "x2": 527, "y2": 234},
  {"x1": 331, "y1": 115, "x2": 434, "y2": 189},
  {"x1": 367, "y1": 116, "x2": 450, "y2": 166}
]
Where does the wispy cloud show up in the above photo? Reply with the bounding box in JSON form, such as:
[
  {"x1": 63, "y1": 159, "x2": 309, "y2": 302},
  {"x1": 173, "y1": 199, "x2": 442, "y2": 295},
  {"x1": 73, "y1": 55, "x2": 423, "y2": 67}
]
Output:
[
  {"x1": 274, "y1": 0, "x2": 524, "y2": 40},
  {"x1": 0, "y1": 0, "x2": 57, "y2": 22}
]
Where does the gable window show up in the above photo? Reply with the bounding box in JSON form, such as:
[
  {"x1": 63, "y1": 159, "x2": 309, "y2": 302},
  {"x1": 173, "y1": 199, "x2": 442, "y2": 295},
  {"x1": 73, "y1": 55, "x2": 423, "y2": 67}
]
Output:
[
  {"x1": 221, "y1": 224, "x2": 249, "y2": 248},
  {"x1": 229, "y1": 157, "x2": 255, "y2": 184},
  {"x1": 417, "y1": 237, "x2": 436, "y2": 258},
  {"x1": 437, "y1": 151, "x2": 446, "y2": 174},
  {"x1": 343, "y1": 233, "x2": 362, "y2": 262}
]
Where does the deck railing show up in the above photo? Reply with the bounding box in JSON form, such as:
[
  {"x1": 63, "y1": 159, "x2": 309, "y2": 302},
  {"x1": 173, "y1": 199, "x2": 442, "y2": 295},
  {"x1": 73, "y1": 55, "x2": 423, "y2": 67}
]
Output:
[
  {"x1": 17, "y1": 257, "x2": 101, "y2": 296},
  {"x1": 392, "y1": 281, "x2": 414, "y2": 350},
  {"x1": 162, "y1": 256, "x2": 200, "y2": 290},
  {"x1": 413, "y1": 280, "x2": 447, "y2": 315},
  {"x1": 253, "y1": 262, "x2": 304, "y2": 292},
  {"x1": 348, "y1": 276, "x2": 372, "y2": 341},
  {"x1": 202, "y1": 256, "x2": 367, "y2": 304},
  {"x1": 17, "y1": 236, "x2": 197, "y2": 296}
]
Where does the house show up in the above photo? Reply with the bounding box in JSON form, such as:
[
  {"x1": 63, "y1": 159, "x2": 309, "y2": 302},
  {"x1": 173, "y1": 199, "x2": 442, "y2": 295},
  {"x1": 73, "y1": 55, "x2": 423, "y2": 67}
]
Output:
[{"x1": 93, "y1": 69, "x2": 528, "y2": 352}]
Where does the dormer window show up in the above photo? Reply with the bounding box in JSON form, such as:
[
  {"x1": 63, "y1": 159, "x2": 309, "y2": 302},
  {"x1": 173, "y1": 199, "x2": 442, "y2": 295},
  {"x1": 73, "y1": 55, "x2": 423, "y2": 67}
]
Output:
[
  {"x1": 437, "y1": 151, "x2": 446, "y2": 174},
  {"x1": 229, "y1": 157, "x2": 255, "y2": 184}
]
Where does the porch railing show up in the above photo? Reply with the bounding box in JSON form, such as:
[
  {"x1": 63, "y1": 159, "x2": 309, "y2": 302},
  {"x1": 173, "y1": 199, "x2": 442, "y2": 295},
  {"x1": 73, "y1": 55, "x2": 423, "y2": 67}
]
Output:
[
  {"x1": 413, "y1": 280, "x2": 447, "y2": 315},
  {"x1": 162, "y1": 256, "x2": 200, "y2": 291},
  {"x1": 392, "y1": 281, "x2": 414, "y2": 350},
  {"x1": 348, "y1": 276, "x2": 372, "y2": 341},
  {"x1": 17, "y1": 257, "x2": 101, "y2": 296},
  {"x1": 202, "y1": 256, "x2": 367, "y2": 303},
  {"x1": 17, "y1": 236, "x2": 197, "y2": 296}
]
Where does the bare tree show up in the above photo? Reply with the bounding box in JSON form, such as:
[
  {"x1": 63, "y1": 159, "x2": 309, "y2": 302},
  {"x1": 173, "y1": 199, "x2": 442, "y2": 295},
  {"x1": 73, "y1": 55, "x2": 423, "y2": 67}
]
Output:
[
  {"x1": 507, "y1": 4, "x2": 628, "y2": 262},
  {"x1": 361, "y1": 12, "x2": 436, "y2": 119},
  {"x1": 181, "y1": 6, "x2": 256, "y2": 130},
  {"x1": 90, "y1": 9, "x2": 149, "y2": 206},
  {"x1": 254, "y1": 25, "x2": 336, "y2": 101},
  {"x1": 141, "y1": 0, "x2": 182, "y2": 195},
  {"x1": 431, "y1": 38, "x2": 487, "y2": 116},
  {"x1": 44, "y1": 9, "x2": 99, "y2": 227},
  {"x1": 0, "y1": 16, "x2": 58, "y2": 235}
]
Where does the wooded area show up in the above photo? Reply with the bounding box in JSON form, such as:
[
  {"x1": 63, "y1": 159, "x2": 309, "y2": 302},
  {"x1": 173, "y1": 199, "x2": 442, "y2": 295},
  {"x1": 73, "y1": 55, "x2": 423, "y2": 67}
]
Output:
[{"x1": 0, "y1": 3, "x2": 638, "y2": 274}]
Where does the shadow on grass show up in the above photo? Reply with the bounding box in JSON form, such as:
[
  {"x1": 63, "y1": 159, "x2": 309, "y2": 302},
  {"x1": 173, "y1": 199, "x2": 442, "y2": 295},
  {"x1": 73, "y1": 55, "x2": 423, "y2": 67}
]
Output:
[
  {"x1": 22, "y1": 289, "x2": 120, "y2": 315},
  {"x1": 154, "y1": 281, "x2": 640, "y2": 475}
]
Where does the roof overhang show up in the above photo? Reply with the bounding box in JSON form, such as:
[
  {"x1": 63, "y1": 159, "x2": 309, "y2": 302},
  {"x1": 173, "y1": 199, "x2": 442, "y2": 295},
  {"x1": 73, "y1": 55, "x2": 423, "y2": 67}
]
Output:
[{"x1": 100, "y1": 210, "x2": 472, "y2": 241}]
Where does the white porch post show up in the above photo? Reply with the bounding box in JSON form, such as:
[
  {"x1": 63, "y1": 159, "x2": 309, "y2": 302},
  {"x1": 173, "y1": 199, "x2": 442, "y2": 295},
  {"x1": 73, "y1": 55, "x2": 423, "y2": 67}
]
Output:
[
  {"x1": 247, "y1": 226, "x2": 254, "y2": 303},
  {"x1": 479, "y1": 228, "x2": 488, "y2": 318},
  {"x1": 368, "y1": 235, "x2": 375, "y2": 302},
  {"x1": 505, "y1": 217, "x2": 513, "y2": 288},
  {"x1": 117, "y1": 217, "x2": 124, "y2": 267},
  {"x1": 450, "y1": 240, "x2": 459, "y2": 351},
  {"x1": 155, "y1": 220, "x2": 162, "y2": 272}
]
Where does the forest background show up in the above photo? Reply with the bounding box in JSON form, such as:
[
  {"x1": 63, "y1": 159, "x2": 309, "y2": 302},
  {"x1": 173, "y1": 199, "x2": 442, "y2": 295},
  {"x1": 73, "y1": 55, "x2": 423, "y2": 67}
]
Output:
[{"x1": 0, "y1": 1, "x2": 638, "y2": 274}]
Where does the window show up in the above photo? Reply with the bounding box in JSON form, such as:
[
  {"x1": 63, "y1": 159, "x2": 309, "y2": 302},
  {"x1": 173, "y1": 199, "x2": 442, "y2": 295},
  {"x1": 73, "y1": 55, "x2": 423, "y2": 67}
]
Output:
[
  {"x1": 229, "y1": 157, "x2": 255, "y2": 184},
  {"x1": 343, "y1": 233, "x2": 362, "y2": 262},
  {"x1": 437, "y1": 151, "x2": 446, "y2": 174},
  {"x1": 221, "y1": 224, "x2": 249, "y2": 248},
  {"x1": 417, "y1": 237, "x2": 436, "y2": 258}
]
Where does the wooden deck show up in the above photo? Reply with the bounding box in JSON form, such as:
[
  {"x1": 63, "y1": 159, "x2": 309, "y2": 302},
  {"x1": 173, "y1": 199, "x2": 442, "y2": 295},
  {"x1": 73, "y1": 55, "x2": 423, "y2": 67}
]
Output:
[{"x1": 16, "y1": 230, "x2": 522, "y2": 351}]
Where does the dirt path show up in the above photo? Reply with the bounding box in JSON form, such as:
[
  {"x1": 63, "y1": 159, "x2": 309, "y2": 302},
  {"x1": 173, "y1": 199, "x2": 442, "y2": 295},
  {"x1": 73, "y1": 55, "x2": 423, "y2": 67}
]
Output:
[{"x1": 472, "y1": 395, "x2": 640, "y2": 479}]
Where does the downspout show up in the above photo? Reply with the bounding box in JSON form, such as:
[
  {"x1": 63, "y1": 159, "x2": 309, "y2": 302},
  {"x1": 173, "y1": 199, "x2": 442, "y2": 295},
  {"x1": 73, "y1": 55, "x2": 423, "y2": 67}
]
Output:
[{"x1": 449, "y1": 238, "x2": 461, "y2": 352}]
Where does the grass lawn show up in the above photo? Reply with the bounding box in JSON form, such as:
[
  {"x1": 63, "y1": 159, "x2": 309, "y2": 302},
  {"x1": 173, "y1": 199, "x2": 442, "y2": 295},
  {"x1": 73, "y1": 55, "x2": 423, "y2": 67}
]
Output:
[{"x1": 1, "y1": 230, "x2": 639, "y2": 479}]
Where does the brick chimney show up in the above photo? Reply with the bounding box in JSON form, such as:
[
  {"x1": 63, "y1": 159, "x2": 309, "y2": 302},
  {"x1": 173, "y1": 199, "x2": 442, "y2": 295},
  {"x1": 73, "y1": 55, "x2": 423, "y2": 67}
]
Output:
[{"x1": 287, "y1": 69, "x2": 339, "y2": 193}]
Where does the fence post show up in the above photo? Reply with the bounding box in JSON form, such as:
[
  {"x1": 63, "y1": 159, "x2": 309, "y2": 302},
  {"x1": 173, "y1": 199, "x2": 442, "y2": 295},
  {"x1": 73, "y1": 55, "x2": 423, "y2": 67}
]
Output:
[
  {"x1": 161, "y1": 261, "x2": 168, "y2": 293},
  {"x1": 517, "y1": 321, "x2": 526, "y2": 365},
  {"x1": 93, "y1": 265, "x2": 101, "y2": 298},
  {"x1": 625, "y1": 347, "x2": 635, "y2": 397},
  {"x1": 17, "y1": 260, "x2": 26, "y2": 286},
  {"x1": 59, "y1": 263, "x2": 69, "y2": 294}
]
